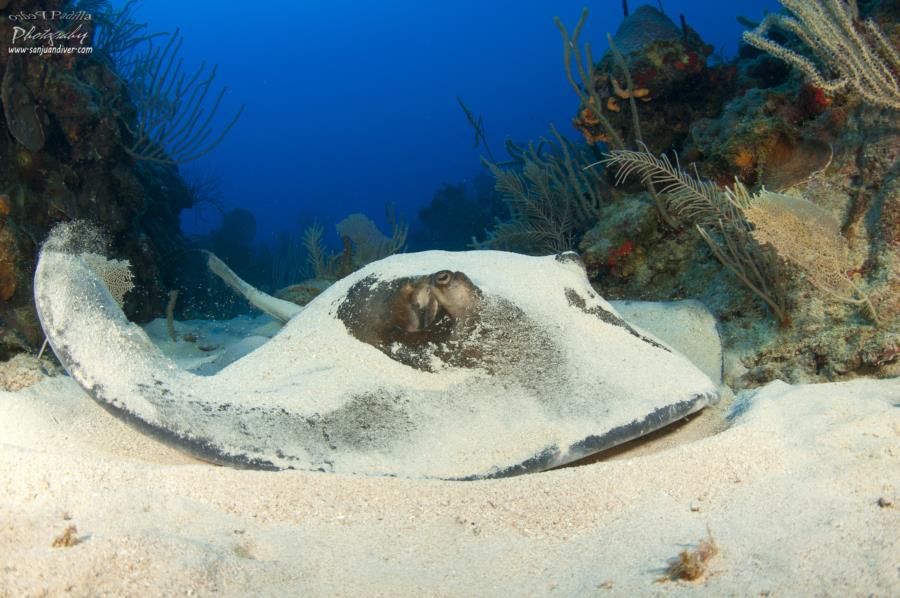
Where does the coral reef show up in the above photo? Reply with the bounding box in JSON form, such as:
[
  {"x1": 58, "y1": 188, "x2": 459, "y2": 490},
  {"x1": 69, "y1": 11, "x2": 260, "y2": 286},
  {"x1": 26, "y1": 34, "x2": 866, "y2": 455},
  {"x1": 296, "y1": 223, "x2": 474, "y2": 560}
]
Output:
[
  {"x1": 602, "y1": 150, "x2": 788, "y2": 324},
  {"x1": 685, "y1": 0, "x2": 898, "y2": 188},
  {"x1": 685, "y1": 86, "x2": 836, "y2": 189},
  {"x1": 568, "y1": 6, "x2": 735, "y2": 154},
  {"x1": 593, "y1": 115, "x2": 897, "y2": 384},
  {"x1": 1, "y1": 56, "x2": 45, "y2": 151},
  {"x1": 742, "y1": 0, "x2": 900, "y2": 110},
  {"x1": 0, "y1": 353, "x2": 55, "y2": 391},
  {"x1": 0, "y1": 0, "x2": 195, "y2": 358},
  {"x1": 554, "y1": 0, "x2": 900, "y2": 385}
]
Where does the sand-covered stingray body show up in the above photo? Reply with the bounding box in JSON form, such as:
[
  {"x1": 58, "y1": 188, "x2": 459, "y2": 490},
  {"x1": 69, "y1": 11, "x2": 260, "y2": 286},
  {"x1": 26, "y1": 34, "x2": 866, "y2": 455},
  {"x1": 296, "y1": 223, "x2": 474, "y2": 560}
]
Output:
[{"x1": 34, "y1": 225, "x2": 718, "y2": 479}]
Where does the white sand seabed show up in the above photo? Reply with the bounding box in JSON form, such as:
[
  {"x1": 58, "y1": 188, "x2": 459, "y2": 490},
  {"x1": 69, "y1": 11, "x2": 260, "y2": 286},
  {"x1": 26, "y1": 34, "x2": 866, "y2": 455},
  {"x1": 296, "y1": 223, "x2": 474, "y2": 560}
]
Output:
[{"x1": 1, "y1": 371, "x2": 898, "y2": 596}]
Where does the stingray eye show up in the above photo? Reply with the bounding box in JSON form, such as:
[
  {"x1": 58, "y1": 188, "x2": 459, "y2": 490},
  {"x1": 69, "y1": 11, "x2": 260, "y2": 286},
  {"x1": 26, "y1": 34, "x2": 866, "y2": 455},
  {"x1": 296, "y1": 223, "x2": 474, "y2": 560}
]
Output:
[{"x1": 434, "y1": 270, "x2": 453, "y2": 285}]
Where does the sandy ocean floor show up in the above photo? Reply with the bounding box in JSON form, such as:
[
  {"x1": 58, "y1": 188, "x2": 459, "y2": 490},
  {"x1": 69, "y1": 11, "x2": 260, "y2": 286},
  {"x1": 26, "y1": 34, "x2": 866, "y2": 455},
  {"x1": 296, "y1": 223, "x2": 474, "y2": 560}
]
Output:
[{"x1": 1, "y1": 357, "x2": 898, "y2": 596}]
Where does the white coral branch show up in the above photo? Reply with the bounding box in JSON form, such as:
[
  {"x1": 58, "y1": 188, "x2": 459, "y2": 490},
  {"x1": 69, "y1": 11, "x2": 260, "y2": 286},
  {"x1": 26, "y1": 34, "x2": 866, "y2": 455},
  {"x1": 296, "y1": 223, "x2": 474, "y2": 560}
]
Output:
[{"x1": 742, "y1": 0, "x2": 900, "y2": 110}]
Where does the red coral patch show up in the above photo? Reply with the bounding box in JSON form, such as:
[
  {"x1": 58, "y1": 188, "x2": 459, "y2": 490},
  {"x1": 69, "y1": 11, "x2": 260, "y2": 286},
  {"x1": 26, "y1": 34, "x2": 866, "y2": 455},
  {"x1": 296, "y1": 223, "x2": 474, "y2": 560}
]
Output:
[{"x1": 607, "y1": 239, "x2": 635, "y2": 267}]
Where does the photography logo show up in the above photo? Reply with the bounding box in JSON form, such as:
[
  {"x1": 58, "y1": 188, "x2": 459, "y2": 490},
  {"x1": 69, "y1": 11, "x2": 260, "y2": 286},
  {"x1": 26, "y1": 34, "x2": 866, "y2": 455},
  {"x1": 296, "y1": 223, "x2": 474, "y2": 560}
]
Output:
[{"x1": 6, "y1": 10, "x2": 94, "y2": 56}]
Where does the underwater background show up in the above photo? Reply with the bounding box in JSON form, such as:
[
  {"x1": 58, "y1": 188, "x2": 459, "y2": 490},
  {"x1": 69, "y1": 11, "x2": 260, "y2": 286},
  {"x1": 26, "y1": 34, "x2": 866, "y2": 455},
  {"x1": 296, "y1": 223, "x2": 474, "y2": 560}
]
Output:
[
  {"x1": 130, "y1": 0, "x2": 783, "y2": 243},
  {"x1": 0, "y1": 0, "x2": 897, "y2": 385}
]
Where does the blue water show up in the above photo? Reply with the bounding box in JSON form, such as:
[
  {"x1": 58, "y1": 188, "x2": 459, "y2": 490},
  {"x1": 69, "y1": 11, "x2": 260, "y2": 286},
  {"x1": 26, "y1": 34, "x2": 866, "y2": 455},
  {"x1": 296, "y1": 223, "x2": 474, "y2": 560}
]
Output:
[{"x1": 124, "y1": 0, "x2": 780, "y2": 247}]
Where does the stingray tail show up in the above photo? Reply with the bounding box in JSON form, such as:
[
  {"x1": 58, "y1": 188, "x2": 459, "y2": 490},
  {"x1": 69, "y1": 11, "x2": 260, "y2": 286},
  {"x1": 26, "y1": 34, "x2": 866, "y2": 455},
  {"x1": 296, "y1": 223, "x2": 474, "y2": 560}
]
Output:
[{"x1": 204, "y1": 251, "x2": 302, "y2": 323}]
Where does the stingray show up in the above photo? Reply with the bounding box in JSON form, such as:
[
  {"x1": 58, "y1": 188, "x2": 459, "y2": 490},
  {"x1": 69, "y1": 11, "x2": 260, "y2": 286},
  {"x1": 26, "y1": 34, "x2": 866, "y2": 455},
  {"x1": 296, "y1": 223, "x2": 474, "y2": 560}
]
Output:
[{"x1": 34, "y1": 224, "x2": 719, "y2": 480}]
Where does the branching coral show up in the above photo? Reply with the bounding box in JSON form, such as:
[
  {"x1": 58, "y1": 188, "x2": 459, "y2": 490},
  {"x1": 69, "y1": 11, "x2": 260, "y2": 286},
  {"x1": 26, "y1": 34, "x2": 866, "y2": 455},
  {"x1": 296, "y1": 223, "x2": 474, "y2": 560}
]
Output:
[
  {"x1": 555, "y1": 8, "x2": 626, "y2": 149},
  {"x1": 480, "y1": 126, "x2": 605, "y2": 254},
  {"x1": 122, "y1": 29, "x2": 245, "y2": 164},
  {"x1": 556, "y1": 8, "x2": 677, "y2": 228},
  {"x1": 742, "y1": 0, "x2": 900, "y2": 110},
  {"x1": 72, "y1": 0, "x2": 166, "y2": 66},
  {"x1": 301, "y1": 221, "x2": 331, "y2": 280}
]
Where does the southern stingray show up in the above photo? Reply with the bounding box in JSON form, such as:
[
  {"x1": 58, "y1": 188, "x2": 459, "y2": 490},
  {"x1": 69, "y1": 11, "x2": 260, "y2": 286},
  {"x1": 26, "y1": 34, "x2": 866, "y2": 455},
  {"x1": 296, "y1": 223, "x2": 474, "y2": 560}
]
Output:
[{"x1": 34, "y1": 223, "x2": 719, "y2": 479}]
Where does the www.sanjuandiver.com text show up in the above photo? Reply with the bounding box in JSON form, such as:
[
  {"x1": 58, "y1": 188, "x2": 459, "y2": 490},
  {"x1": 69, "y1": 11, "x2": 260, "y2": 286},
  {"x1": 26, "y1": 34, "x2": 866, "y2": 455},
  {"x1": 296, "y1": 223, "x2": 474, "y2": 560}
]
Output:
[{"x1": 8, "y1": 45, "x2": 93, "y2": 54}]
